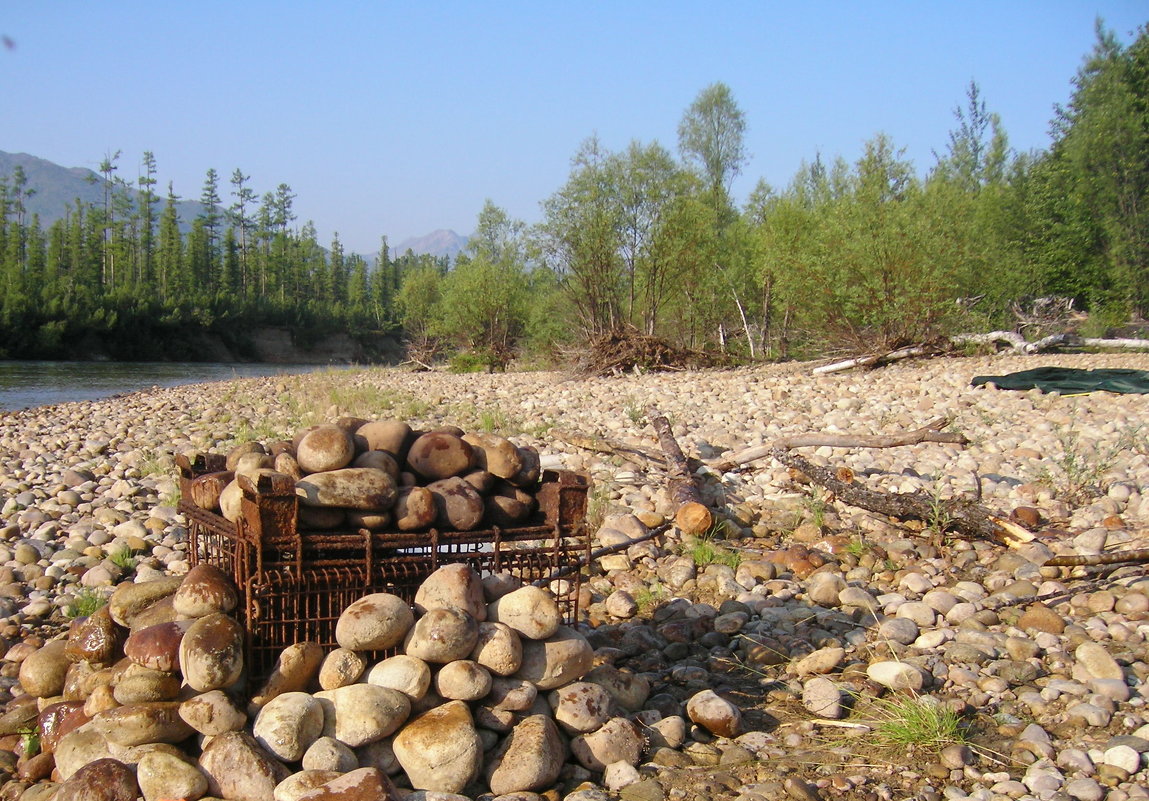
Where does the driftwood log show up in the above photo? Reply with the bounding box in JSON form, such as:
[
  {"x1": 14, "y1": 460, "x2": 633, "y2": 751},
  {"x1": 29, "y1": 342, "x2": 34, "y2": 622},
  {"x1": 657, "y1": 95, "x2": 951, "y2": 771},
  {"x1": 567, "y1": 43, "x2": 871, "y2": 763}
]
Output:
[
  {"x1": 712, "y1": 417, "x2": 968, "y2": 472},
  {"x1": 814, "y1": 332, "x2": 1149, "y2": 374},
  {"x1": 771, "y1": 448, "x2": 1032, "y2": 548},
  {"x1": 646, "y1": 407, "x2": 713, "y2": 535}
]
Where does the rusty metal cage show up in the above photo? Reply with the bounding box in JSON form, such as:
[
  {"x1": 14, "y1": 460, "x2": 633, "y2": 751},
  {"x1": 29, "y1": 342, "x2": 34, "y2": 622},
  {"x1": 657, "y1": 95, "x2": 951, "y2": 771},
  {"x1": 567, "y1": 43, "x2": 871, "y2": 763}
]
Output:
[{"x1": 178, "y1": 456, "x2": 591, "y2": 679}]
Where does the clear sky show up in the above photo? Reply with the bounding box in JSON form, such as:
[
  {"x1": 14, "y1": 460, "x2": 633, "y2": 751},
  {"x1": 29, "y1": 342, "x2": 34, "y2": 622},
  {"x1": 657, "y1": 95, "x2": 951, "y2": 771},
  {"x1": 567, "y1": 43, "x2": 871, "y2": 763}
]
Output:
[{"x1": 4, "y1": 2, "x2": 1147, "y2": 254}]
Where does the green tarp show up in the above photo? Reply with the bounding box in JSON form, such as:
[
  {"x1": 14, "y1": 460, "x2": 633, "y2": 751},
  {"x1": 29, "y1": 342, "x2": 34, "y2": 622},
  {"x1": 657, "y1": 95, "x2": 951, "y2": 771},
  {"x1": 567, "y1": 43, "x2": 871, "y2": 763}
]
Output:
[{"x1": 971, "y1": 367, "x2": 1149, "y2": 395}]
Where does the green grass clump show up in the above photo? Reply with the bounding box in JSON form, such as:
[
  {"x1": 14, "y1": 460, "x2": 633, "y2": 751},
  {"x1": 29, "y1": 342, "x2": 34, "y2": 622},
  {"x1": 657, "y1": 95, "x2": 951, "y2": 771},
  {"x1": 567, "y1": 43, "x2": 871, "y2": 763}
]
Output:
[
  {"x1": 65, "y1": 587, "x2": 108, "y2": 619},
  {"x1": 108, "y1": 547, "x2": 137, "y2": 571},
  {"x1": 870, "y1": 694, "x2": 968, "y2": 753}
]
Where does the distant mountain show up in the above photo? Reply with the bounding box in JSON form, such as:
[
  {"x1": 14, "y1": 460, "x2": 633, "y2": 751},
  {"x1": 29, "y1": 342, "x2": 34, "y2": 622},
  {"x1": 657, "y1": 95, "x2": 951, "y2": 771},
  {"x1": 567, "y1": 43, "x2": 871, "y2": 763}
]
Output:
[
  {"x1": 393, "y1": 229, "x2": 469, "y2": 261},
  {"x1": 0, "y1": 150, "x2": 204, "y2": 228}
]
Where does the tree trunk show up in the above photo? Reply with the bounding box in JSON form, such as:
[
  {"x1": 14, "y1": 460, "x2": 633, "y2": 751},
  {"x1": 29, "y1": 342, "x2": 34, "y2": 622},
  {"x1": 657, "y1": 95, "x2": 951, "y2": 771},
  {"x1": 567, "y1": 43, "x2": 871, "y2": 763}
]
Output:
[{"x1": 647, "y1": 407, "x2": 713, "y2": 535}]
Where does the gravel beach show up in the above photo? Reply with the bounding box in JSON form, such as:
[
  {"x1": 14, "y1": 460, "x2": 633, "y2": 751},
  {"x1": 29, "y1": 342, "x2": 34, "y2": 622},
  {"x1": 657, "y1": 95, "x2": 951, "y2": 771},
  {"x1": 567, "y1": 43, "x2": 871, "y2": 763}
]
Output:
[{"x1": 1, "y1": 351, "x2": 1148, "y2": 801}]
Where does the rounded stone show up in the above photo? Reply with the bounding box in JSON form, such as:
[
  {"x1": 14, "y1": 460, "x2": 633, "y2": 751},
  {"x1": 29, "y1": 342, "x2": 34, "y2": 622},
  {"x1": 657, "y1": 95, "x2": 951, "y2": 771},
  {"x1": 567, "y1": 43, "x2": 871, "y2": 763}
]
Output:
[
  {"x1": 489, "y1": 585, "x2": 561, "y2": 640},
  {"x1": 296, "y1": 424, "x2": 356, "y2": 473},
  {"x1": 53, "y1": 757, "x2": 138, "y2": 801},
  {"x1": 516, "y1": 625, "x2": 594, "y2": 690},
  {"x1": 316, "y1": 683, "x2": 412, "y2": 747},
  {"x1": 686, "y1": 689, "x2": 743, "y2": 738},
  {"x1": 336, "y1": 592, "x2": 414, "y2": 651},
  {"x1": 867, "y1": 660, "x2": 926, "y2": 692},
  {"x1": 250, "y1": 641, "x2": 325, "y2": 708},
  {"x1": 179, "y1": 612, "x2": 245, "y2": 691},
  {"x1": 18, "y1": 638, "x2": 71, "y2": 697},
  {"x1": 94, "y1": 701, "x2": 195, "y2": 746},
  {"x1": 172, "y1": 563, "x2": 238, "y2": 617},
  {"x1": 571, "y1": 716, "x2": 644, "y2": 771},
  {"x1": 404, "y1": 607, "x2": 480, "y2": 663},
  {"x1": 318, "y1": 647, "x2": 369, "y2": 690},
  {"x1": 64, "y1": 605, "x2": 119, "y2": 664},
  {"x1": 393, "y1": 700, "x2": 482, "y2": 793},
  {"x1": 549, "y1": 681, "x2": 614, "y2": 734},
  {"x1": 253, "y1": 691, "x2": 325, "y2": 762},
  {"x1": 179, "y1": 689, "x2": 247, "y2": 735},
  {"x1": 801, "y1": 676, "x2": 842, "y2": 719},
  {"x1": 471, "y1": 621, "x2": 524, "y2": 676},
  {"x1": 124, "y1": 619, "x2": 194, "y2": 673},
  {"x1": 434, "y1": 659, "x2": 493, "y2": 701},
  {"x1": 296, "y1": 468, "x2": 398, "y2": 511},
  {"x1": 198, "y1": 731, "x2": 292, "y2": 801},
  {"x1": 427, "y1": 476, "x2": 486, "y2": 531},
  {"x1": 366, "y1": 654, "x2": 432, "y2": 699},
  {"x1": 415, "y1": 563, "x2": 487, "y2": 621},
  {"x1": 485, "y1": 714, "x2": 566, "y2": 795},
  {"x1": 406, "y1": 432, "x2": 475, "y2": 481},
  {"x1": 354, "y1": 420, "x2": 412, "y2": 457},
  {"x1": 136, "y1": 750, "x2": 208, "y2": 801},
  {"x1": 301, "y1": 735, "x2": 359, "y2": 772}
]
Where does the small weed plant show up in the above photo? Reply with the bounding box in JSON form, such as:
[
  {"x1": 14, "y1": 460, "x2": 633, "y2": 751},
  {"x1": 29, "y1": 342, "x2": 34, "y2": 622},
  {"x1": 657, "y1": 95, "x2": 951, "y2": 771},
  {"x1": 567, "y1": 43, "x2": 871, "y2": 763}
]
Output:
[
  {"x1": 17, "y1": 725, "x2": 39, "y2": 757},
  {"x1": 802, "y1": 487, "x2": 828, "y2": 529},
  {"x1": 869, "y1": 693, "x2": 968, "y2": 754},
  {"x1": 1036, "y1": 426, "x2": 1118, "y2": 506},
  {"x1": 925, "y1": 483, "x2": 954, "y2": 536},
  {"x1": 109, "y1": 547, "x2": 137, "y2": 571},
  {"x1": 683, "y1": 521, "x2": 742, "y2": 569},
  {"x1": 66, "y1": 587, "x2": 108, "y2": 619},
  {"x1": 634, "y1": 583, "x2": 666, "y2": 615}
]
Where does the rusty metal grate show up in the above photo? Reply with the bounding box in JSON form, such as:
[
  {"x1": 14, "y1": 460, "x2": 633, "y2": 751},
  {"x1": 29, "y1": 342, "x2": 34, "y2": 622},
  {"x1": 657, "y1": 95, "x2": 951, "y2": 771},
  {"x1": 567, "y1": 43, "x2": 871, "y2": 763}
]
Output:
[{"x1": 179, "y1": 463, "x2": 591, "y2": 679}]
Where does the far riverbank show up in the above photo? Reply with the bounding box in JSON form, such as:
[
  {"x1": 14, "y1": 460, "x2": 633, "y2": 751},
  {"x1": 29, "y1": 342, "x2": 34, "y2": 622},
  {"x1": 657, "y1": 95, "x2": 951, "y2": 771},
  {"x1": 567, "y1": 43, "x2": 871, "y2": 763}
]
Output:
[{"x1": 0, "y1": 360, "x2": 339, "y2": 412}]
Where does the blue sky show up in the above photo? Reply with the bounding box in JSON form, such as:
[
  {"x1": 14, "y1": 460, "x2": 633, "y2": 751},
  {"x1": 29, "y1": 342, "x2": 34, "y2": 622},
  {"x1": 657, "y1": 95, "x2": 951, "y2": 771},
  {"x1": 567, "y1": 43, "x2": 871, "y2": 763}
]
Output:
[{"x1": 4, "y1": 2, "x2": 1147, "y2": 254}]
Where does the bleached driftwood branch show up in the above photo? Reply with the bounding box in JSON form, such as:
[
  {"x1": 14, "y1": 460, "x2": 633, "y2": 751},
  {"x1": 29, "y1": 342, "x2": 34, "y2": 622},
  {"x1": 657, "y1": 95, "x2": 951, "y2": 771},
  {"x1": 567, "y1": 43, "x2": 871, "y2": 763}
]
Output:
[
  {"x1": 815, "y1": 332, "x2": 1149, "y2": 374},
  {"x1": 711, "y1": 417, "x2": 967, "y2": 472}
]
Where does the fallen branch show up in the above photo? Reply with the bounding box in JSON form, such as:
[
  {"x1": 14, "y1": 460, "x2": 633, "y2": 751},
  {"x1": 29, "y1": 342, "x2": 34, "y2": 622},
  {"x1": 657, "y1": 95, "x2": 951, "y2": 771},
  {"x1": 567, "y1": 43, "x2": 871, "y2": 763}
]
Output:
[
  {"x1": 712, "y1": 417, "x2": 968, "y2": 472},
  {"x1": 1043, "y1": 549, "x2": 1149, "y2": 567},
  {"x1": 812, "y1": 344, "x2": 938, "y2": 375},
  {"x1": 550, "y1": 428, "x2": 666, "y2": 469},
  {"x1": 771, "y1": 448, "x2": 1027, "y2": 548},
  {"x1": 817, "y1": 332, "x2": 1149, "y2": 375},
  {"x1": 647, "y1": 407, "x2": 713, "y2": 535}
]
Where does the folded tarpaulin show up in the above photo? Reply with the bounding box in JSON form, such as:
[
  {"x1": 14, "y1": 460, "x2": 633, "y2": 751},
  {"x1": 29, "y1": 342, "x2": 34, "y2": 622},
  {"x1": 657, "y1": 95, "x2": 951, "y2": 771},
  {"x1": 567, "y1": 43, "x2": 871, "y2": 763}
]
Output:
[{"x1": 971, "y1": 367, "x2": 1149, "y2": 394}]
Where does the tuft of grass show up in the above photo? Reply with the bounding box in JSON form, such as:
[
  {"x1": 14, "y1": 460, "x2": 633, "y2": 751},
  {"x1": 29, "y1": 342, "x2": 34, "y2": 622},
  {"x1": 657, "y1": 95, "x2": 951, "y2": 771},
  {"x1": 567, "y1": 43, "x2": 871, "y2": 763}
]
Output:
[
  {"x1": 1035, "y1": 426, "x2": 1118, "y2": 506},
  {"x1": 633, "y1": 582, "x2": 666, "y2": 616},
  {"x1": 17, "y1": 725, "x2": 39, "y2": 757},
  {"x1": 623, "y1": 397, "x2": 646, "y2": 425},
  {"x1": 925, "y1": 483, "x2": 954, "y2": 536},
  {"x1": 844, "y1": 537, "x2": 870, "y2": 558},
  {"x1": 802, "y1": 487, "x2": 828, "y2": 529},
  {"x1": 585, "y1": 480, "x2": 613, "y2": 533},
  {"x1": 108, "y1": 547, "x2": 137, "y2": 571},
  {"x1": 683, "y1": 523, "x2": 742, "y2": 569},
  {"x1": 65, "y1": 587, "x2": 108, "y2": 619},
  {"x1": 160, "y1": 486, "x2": 182, "y2": 508},
  {"x1": 869, "y1": 694, "x2": 968, "y2": 754}
]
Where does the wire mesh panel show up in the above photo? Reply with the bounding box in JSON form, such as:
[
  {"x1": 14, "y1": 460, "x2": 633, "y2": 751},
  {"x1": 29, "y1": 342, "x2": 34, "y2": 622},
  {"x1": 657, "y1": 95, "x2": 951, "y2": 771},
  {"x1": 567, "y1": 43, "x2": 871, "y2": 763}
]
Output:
[{"x1": 178, "y1": 463, "x2": 591, "y2": 680}]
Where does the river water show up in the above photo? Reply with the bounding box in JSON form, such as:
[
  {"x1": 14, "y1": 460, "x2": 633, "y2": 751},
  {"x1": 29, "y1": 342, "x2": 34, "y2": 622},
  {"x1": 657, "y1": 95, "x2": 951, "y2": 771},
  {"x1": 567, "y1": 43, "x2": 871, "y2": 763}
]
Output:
[{"x1": 0, "y1": 361, "x2": 338, "y2": 412}]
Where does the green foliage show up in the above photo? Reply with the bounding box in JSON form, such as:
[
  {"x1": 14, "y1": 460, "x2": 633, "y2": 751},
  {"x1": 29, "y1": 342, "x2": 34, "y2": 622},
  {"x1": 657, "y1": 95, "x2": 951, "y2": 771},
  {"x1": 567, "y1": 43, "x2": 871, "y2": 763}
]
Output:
[
  {"x1": 1035, "y1": 426, "x2": 1118, "y2": 506},
  {"x1": 65, "y1": 587, "x2": 108, "y2": 619},
  {"x1": 682, "y1": 522, "x2": 742, "y2": 569},
  {"x1": 634, "y1": 582, "x2": 667, "y2": 615},
  {"x1": 17, "y1": 725, "x2": 40, "y2": 758},
  {"x1": 108, "y1": 546, "x2": 136, "y2": 571},
  {"x1": 868, "y1": 694, "x2": 968, "y2": 753}
]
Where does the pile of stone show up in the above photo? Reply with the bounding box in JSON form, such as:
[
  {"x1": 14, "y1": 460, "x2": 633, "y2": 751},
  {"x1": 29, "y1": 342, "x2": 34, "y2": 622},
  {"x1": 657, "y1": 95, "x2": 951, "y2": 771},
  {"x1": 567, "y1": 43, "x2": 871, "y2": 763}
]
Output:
[
  {"x1": 188, "y1": 419, "x2": 546, "y2": 533},
  {"x1": 0, "y1": 560, "x2": 741, "y2": 800}
]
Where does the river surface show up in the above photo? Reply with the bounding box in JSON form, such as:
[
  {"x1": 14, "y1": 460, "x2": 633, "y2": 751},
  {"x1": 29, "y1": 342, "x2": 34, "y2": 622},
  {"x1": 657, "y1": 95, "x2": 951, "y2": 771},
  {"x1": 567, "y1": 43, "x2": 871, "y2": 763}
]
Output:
[{"x1": 0, "y1": 361, "x2": 338, "y2": 412}]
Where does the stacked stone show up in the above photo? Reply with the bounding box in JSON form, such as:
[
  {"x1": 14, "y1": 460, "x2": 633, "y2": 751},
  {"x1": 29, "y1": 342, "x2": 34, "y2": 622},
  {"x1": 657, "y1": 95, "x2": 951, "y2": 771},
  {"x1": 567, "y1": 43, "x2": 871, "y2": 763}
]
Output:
[
  {"x1": 0, "y1": 562, "x2": 740, "y2": 800},
  {"x1": 190, "y1": 419, "x2": 545, "y2": 534}
]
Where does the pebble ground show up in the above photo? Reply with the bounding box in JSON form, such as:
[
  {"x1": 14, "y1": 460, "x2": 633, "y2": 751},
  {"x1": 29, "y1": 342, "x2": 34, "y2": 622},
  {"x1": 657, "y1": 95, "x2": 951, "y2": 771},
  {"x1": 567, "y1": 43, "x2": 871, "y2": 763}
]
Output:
[{"x1": 1, "y1": 351, "x2": 1148, "y2": 801}]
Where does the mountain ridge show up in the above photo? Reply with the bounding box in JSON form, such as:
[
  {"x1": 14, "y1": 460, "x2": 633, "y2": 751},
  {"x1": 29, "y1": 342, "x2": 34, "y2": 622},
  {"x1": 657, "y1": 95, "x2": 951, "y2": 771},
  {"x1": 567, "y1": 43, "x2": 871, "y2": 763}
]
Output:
[{"x1": 1, "y1": 149, "x2": 468, "y2": 261}]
